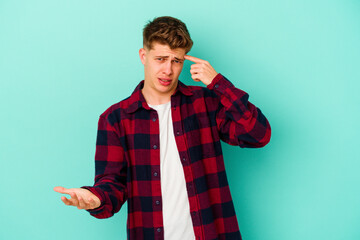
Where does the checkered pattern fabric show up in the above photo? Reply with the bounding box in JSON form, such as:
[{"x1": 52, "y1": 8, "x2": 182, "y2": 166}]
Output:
[{"x1": 81, "y1": 73, "x2": 271, "y2": 240}]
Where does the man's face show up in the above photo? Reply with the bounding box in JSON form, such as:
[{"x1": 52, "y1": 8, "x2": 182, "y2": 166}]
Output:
[{"x1": 139, "y1": 42, "x2": 186, "y2": 97}]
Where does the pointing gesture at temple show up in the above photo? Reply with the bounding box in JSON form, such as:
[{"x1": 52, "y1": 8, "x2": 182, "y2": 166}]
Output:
[{"x1": 184, "y1": 55, "x2": 218, "y2": 86}]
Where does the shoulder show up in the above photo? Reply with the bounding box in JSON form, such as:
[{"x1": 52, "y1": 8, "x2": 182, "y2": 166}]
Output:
[{"x1": 98, "y1": 96, "x2": 132, "y2": 124}]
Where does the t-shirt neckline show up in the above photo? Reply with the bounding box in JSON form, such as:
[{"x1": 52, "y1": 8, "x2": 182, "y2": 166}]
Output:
[{"x1": 148, "y1": 101, "x2": 171, "y2": 110}]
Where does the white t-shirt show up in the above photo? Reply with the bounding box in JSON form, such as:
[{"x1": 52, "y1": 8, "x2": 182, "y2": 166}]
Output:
[{"x1": 148, "y1": 101, "x2": 196, "y2": 240}]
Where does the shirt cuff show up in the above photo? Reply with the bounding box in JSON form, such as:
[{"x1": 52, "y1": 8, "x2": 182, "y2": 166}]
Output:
[{"x1": 207, "y1": 73, "x2": 234, "y2": 94}]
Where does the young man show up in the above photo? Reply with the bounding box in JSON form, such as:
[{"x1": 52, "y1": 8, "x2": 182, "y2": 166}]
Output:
[{"x1": 54, "y1": 16, "x2": 271, "y2": 240}]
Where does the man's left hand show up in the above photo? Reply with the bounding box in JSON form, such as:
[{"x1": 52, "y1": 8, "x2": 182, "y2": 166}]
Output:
[{"x1": 184, "y1": 55, "x2": 218, "y2": 86}]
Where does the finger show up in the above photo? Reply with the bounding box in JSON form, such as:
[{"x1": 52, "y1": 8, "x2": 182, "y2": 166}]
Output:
[
  {"x1": 190, "y1": 63, "x2": 203, "y2": 70},
  {"x1": 77, "y1": 196, "x2": 86, "y2": 209},
  {"x1": 190, "y1": 68, "x2": 203, "y2": 75},
  {"x1": 61, "y1": 196, "x2": 73, "y2": 206},
  {"x1": 54, "y1": 186, "x2": 71, "y2": 194},
  {"x1": 184, "y1": 55, "x2": 206, "y2": 63},
  {"x1": 88, "y1": 198, "x2": 97, "y2": 209},
  {"x1": 69, "y1": 192, "x2": 80, "y2": 206},
  {"x1": 191, "y1": 73, "x2": 202, "y2": 81}
]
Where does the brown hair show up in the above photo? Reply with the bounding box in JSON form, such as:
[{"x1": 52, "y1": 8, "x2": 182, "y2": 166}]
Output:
[{"x1": 143, "y1": 16, "x2": 193, "y2": 53}]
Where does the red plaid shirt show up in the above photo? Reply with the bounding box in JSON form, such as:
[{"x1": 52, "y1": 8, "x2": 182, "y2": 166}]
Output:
[{"x1": 82, "y1": 73, "x2": 271, "y2": 240}]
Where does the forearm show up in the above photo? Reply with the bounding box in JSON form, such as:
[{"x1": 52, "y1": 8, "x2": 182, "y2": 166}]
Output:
[
  {"x1": 81, "y1": 115, "x2": 128, "y2": 218},
  {"x1": 208, "y1": 73, "x2": 271, "y2": 147}
]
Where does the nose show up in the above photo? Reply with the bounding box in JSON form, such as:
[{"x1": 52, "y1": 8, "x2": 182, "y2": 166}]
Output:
[{"x1": 162, "y1": 60, "x2": 173, "y2": 75}]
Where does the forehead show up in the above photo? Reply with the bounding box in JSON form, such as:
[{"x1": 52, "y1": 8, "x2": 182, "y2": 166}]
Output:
[{"x1": 149, "y1": 42, "x2": 186, "y2": 57}]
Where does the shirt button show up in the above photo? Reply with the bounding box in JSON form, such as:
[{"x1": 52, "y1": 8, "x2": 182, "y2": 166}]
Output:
[
  {"x1": 176, "y1": 131, "x2": 180, "y2": 135},
  {"x1": 182, "y1": 157, "x2": 186, "y2": 162},
  {"x1": 155, "y1": 200, "x2": 160, "y2": 205},
  {"x1": 157, "y1": 228, "x2": 161, "y2": 232},
  {"x1": 152, "y1": 117, "x2": 157, "y2": 122},
  {"x1": 153, "y1": 172, "x2": 158, "y2": 177},
  {"x1": 153, "y1": 145, "x2": 158, "y2": 149},
  {"x1": 214, "y1": 84, "x2": 219, "y2": 88}
]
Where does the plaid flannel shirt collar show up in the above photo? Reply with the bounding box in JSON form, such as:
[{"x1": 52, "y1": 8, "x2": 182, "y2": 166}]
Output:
[{"x1": 125, "y1": 79, "x2": 193, "y2": 114}]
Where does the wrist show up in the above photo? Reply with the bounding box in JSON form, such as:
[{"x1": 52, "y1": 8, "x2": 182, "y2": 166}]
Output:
[{"x1": 206, "y1": 73, "x2": 223, "y2": 89}]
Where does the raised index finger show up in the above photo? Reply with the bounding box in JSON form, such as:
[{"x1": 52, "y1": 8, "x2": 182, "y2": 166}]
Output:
[{"x1": 184, "y1": 55, "x2": 206, "y2": 63}]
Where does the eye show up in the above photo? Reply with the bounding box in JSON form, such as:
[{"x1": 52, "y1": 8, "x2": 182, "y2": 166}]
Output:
[{"x1": 173, "y1": 60, "x2": 182, "y2": 64}]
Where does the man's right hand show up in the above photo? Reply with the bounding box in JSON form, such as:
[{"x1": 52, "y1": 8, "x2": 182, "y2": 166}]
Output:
[{"x1": 53, "y1": 186, "x2": 101, "y2": 210}]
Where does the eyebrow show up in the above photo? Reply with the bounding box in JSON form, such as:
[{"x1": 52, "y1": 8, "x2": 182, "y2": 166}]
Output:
[{"x1": 155, "y1": 56, "x2": 184, "y2": 61}]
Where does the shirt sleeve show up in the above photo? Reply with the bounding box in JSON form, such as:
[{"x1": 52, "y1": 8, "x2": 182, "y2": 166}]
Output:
[
  {"x1": 81, "y1": 113, "x2": 128, "y2": 219},
  {"x1": 207, "y1": 73, "x2": 271, "y2": 148}
]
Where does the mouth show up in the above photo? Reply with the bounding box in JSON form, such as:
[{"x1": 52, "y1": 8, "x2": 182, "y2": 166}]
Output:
[{"x1": 158, "y1": 78, "x2": 172, "y2": 86}]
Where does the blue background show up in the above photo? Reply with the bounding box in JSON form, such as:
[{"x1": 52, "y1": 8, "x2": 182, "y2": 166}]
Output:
[{"x1": 1, "y1": 0, "x2": 359, "y2": 239}]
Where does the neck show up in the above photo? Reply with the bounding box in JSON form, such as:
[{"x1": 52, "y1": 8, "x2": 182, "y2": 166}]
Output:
[{"x1": 141, "y1": 85, "x2": 173, "y2": 105}]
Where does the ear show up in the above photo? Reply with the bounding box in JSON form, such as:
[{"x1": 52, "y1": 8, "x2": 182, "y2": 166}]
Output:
[{"x1": 139, "y1": 48, "x2": 146, "y2": 65}]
